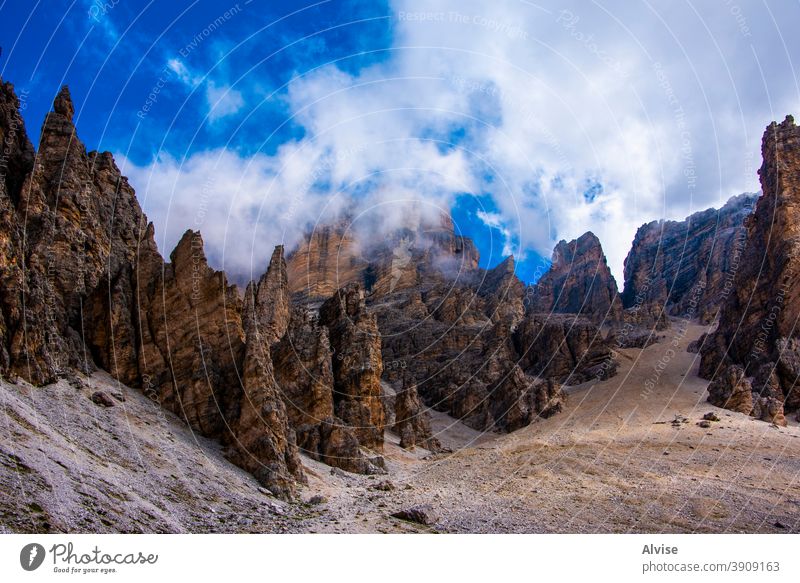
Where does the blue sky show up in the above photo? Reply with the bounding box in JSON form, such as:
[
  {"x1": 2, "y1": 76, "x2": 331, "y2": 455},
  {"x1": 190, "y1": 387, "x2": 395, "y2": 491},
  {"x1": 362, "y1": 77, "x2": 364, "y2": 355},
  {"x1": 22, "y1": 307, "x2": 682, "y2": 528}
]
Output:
[{"x1": 2, "y1": 1, "x2": 799, "y2": 283}]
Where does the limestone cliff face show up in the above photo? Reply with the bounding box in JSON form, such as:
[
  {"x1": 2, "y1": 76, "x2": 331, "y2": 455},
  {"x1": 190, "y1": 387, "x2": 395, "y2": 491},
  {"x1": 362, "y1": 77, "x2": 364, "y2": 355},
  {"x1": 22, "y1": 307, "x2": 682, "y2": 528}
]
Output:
[
  {"x1": 513, "y1": 313, "x2": 617, "y2": 383},
  {"x1": 700, "y1": 116, "x2": 800, "y2": 423},
  {"x1": 372, "y1": 265, "x2": 581, "y2": 431},
  {"x1": 285, "y1": 219, "x2": 367, "y2": 303},
  {"x1": 0, "y1": 84, "x2": 153, "y2": 385},
  {"x1": 320, "y1": 283, "x2": 386, "y2": 450},
  {"x1": 271, "y1": 307, "x2": 378, "y2": 474},
  {"x1": 137, "y1": 230, "x2": 246, "y2": 436},
  {"x1": 530, "y1": 232, "x2": 623, "y2": 324},
  {"x1": 479, "y1": 255, "x2": 525, "y2": 324},
  {"x1": 248, "y1": 245, "x2": 291, "y2": 346},
  {"x1": 285, "y1": 210, "x2": 480, "y2": 302},
  {"x1": 0, "y1": 80, "x2": 36, "y2": 379},
  {"x1": 230, "y1": 282, "x2": 305, "y2": 497},
  {"x1": 622, "y1": 193, "x2": 756, "y2": 323},
  {"x1": 0, "y1": 81, "x2": 305, "y2": 498}
]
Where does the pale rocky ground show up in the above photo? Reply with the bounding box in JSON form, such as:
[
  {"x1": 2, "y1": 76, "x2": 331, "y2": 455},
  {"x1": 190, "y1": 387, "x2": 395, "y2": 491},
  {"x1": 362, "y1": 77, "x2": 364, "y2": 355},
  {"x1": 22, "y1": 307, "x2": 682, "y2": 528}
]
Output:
[{"x1": 2, "y1": 321, "x2": 798, "y2": 533}]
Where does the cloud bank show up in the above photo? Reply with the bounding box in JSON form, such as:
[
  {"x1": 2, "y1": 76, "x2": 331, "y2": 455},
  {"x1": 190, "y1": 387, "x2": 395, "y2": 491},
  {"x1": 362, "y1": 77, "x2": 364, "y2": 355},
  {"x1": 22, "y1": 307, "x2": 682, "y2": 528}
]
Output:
[{"x1": 122, "y1": 0, "x2": 800, "y2": 282}]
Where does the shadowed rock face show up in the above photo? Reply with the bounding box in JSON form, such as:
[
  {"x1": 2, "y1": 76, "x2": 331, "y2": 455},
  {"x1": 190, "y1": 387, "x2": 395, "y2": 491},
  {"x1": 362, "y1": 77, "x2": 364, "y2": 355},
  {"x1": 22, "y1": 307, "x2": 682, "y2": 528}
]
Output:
[
  {"x1": 529, "y1": 232, "x2": 622, "y2": 325},
  {"x1": 700, "y1": 116, "x2": 800, "y2": 423},
  {"x1": 393, "y1": 379, "x2": 441, "y2": 451},
  {"x1": 622, "y1": 193, "x2": 756, "y2": 324},
  {"x1": 138, "y1": 230, "x2": 247, "y2": 436},
  {"x1": 371, "y1": 257, "x2": 603, "y2": 431}
]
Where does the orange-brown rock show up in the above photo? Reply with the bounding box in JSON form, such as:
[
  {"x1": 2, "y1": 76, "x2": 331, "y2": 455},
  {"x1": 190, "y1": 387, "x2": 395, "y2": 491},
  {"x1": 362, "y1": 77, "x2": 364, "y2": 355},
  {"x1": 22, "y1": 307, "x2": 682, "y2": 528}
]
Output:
[
  {"x1": 319, "y1": 283, "x2": 385, "y2": 450},
  {"x1": 229, "y1": 282, "x2": 305, "y2": 498},
  {"x1": 271, "y1": 306, "x2": 376, "y2": 473},
  {"x1": 286, "y1": 218, "x2": 366, "y2": 302},
  {"x1": 0, "y1": 80, "x2": 308, "y2": 496},
  {"x1": 700, "y1": 116, "x2": 800, "y2": 422},
  {"x1": 285, "y1": 209, "x2": 480, "y2": 302},
  {"x1": 136, "y1": 230, "x2": 246, "y2": 436},
  {"x1": 1, "y1": 83, "x2": 150, "y2": 385},
  {"x1": 706, "y1": 365, "x2": 753, "y2": 415},
  {"x1": 513, "y1": 313, "x2": 616, "y2": 383},
  {"x1": 247, "y1": 245, "x2": 291, "y2": 346},
  {"x1": 373, "y1": 268, "x2": 575, "y2": 432}
]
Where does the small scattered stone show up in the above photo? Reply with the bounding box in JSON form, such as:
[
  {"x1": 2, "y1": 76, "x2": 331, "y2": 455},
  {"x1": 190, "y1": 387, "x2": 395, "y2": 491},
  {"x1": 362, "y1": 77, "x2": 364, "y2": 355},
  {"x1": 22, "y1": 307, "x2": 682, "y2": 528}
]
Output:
[
  {"x1": 307, "y1": 495, "x2": 327, "y2": 505},
  {"x1": 703, "y1": 412, "x2": 720, "y2": 422},
  {"x1": 391, "y1": 504, "x2": 437, "y2": 526},
  {"x1": 370, "y1": 480, "x2": 395, "y2": 491},
  {"x1": 697, "y1": 420, "x2": 712, "y2": 428},
  {"x1": 90, "y1": 391, "x2": 115, "y2": 407}
]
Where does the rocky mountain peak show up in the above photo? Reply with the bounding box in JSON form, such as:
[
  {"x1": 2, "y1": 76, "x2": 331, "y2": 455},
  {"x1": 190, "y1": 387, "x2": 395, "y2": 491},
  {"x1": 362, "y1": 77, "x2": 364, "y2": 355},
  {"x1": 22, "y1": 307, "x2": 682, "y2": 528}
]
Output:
[
  {"x1": 529, "y1": 231, "x2": 622, "y2": 323},
  {"x1": 622, "y1": 193, "x2": 757, "y2": 323},
  {"x1": 53, "y1": 85, "x2": 74, "y2": 120}
]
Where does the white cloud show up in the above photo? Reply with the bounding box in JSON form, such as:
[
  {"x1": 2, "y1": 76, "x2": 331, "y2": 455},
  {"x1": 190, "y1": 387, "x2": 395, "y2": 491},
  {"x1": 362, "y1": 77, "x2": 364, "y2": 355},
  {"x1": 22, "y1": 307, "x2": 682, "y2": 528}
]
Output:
[
  {"x1": 167, "y1": 59, "x2": 243, "y2": 122},
  {"x1": 130, "y1": 0, "x2": 800, "y2": 282},
  {"x1": 206, "y1": 82, "x2": 244, "y2": 121},
  {"x1": 475, "y1": 210, "x2": 514, "y2": 257}
]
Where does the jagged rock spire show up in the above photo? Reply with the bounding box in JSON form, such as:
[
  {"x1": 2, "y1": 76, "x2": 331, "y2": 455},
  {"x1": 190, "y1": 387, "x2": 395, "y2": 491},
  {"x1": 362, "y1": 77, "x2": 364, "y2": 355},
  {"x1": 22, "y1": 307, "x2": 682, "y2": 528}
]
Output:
[{"x1": 53, "y1": 85, "x2": 74, "y2": 120}]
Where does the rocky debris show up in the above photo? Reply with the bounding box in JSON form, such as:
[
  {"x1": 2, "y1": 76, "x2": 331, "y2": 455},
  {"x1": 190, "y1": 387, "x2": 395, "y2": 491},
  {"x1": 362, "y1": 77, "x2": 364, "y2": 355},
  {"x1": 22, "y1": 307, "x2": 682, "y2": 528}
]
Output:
[
  {"x1": 528, "y1": 232, "x2": 623, "y2": 324},
  {"x1": 393, "y1": 380, "x2": 440, "y2": 451},
  {"x1": 700, "y1": 117, "x2": 800, "y2": 423},
  {"x1": 671, "y1": 415, "x2": 690, "y2": 428},
  {"x1": 370, "y1": 480, "x2": 395, "y2": 491},
  {"x1": 697, "y1": 420, "x2": 712, "y2": 428},
  {"x1": 687, "y1": 333, "x2": 707, "y2": 354},
  {"x1": 0, "y1": 374, "x2": 302, "y2": 533},
  {"x1": 307, "y1": 495, "x2": 327, "y2": 505},
  {"x1": 707, "y1": 365, "x2": 753, "y2": 415},
  {"x1": 607, "y1": 327, "x2": 660, "y2": 350},
  {"x1": 705, "y1": 365, "x2": 788, "y2": 426},
  {"x1": 702, "y1": 412, "x2": 720, "y2": 422},
  {"x1": 604, "y1": 301, "x2": 670, "y2": 350},
  {"x1": 622, "y1": 193, "x2": 756, "y2": 323},
  {"x1": 391, "y1": 504, "x2": 438, "y2": 526},
  {"x1": 319, "y1": 283, "x2": 385, "y2": 450},
  {"x1": 623, "y1": 301, "x2": 671, "y2": 331},
  {"x1": 90, "y1": 390, "x2": 115, "y2": 407}
]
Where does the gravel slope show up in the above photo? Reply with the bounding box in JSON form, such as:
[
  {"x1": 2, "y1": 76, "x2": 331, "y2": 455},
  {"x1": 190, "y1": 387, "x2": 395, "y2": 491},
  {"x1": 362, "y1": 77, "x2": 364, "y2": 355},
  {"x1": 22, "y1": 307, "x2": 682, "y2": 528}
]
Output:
[{"x1": 2, "y1": 321, "x2": 798, "y2": 533}]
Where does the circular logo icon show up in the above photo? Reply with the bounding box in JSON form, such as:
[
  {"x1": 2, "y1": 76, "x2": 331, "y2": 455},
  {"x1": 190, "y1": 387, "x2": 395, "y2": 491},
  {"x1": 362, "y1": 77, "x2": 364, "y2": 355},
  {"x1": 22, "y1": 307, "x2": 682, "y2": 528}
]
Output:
[{"x1": 20, "y1": 543, "x2": 46, "y2": 571}]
